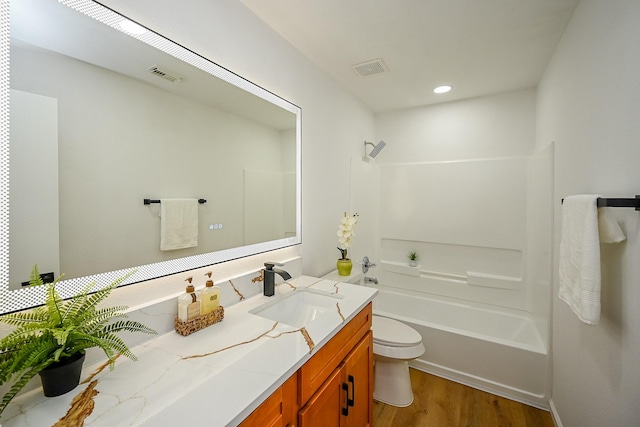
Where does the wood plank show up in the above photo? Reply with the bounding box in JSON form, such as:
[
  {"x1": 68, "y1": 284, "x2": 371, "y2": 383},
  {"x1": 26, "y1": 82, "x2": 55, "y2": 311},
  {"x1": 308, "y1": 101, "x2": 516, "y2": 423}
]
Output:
[{"x1": 373, "y1": 369, "x2": 554, "y2": 427}]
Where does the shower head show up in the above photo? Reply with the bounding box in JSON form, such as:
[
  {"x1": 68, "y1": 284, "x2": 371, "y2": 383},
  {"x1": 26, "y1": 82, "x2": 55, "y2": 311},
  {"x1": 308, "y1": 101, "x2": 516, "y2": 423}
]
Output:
[{"x1": 364, "y1": 140, "x2": 387, "y2": 158}]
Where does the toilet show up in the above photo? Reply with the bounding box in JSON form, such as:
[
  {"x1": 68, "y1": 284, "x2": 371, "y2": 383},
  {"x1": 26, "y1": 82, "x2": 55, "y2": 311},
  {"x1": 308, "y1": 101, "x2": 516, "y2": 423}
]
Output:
[{"x1": 371, "y1": 315, "x2": 425, "y2": 407}]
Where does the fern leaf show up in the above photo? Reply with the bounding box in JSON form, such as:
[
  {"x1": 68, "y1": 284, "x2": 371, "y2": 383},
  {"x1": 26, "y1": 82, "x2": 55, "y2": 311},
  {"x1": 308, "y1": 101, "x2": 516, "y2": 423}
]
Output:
[
  {"x1": 0, "y1": 309, "x2": 50, "y2": 328},
  {"x1": 0, "y1": 365, "x2": 44, "y2": 417},
  {"x1": 0, "y1": 328, "x2": 47, "y2": 353},
  {"x1": 29, "y1": 264, "x2": 43, "y2": 287},
  {"x1": 64, "y1": 333, "x2": 119, "y2": 364},
  {"x1": 44, "y1": 283, "x2": 64, "y2": 327},
  {"x1": 80, "y1": 306, "x2": 128, "y2": 333},
  {"x1": 72, "y1": 271, "x2": 134, "y2": 319},
  {"x1": 79, "y1": 332, "x2": 136, "y2": 362},
  {"x1": 99, "y1": 334, "x2": 137, "y2": 362},
  {"x1": 59, "y1": 286, "x2": 90, "y2": 325},
  {"x1": 100, "y1": 320, "x2": 158, "y2": 337},
  {"x1": 8, "y1": 337, "x2": 59, "y2": 374},
  {"x1": 73, "y1": 283, "x2": 114, "y2": 316},
  {"x1": 52, "y1": 327, "x2": 71, "y2": 347}
]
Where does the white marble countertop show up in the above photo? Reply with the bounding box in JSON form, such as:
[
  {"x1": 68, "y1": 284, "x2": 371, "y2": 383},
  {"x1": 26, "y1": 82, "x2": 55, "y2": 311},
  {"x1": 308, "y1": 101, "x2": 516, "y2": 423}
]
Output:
[{"x1": 1, "y1": 276, "x2": 377, "y2": 427}]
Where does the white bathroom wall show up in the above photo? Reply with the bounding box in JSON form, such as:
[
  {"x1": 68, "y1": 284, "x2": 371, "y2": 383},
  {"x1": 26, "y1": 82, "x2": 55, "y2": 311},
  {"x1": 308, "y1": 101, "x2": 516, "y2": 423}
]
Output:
[
  {"x1": 349, "y1": 157, "x2": 382, "y2": 266},
  {"x1": 95, "y1": 0, "x2": 375, "y2": 280},
  {"x1": 376, "y1": 89, "x2": 536, "y2": 163},
  {"x1": 536, "y1": 0, "x2": 640, "y2": 425}
]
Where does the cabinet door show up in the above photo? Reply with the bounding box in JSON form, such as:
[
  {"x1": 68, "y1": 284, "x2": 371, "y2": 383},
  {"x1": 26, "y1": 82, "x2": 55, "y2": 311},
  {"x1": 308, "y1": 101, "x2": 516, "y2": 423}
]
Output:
[
  {"x1": 342, "y1": 331, "x2": 373, "y2": 427},
  {"x1": 298, "y1": 366, "x2": 346, "y2": 427},
  {"x1": 240, "y1": 374, "x2": 297, "y2": 427}
]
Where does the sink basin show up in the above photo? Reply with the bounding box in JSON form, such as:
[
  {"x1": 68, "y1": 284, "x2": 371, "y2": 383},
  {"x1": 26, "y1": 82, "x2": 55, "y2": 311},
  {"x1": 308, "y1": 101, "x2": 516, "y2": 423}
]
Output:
[{"x1": 249, "y1": 289, "x2": 344, "y2": 327}]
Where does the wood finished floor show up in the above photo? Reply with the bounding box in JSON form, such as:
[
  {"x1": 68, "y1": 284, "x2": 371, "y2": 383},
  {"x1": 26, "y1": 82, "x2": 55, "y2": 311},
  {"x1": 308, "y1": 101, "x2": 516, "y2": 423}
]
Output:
[{"x1": 373, "y1": 369, "x2": 555, "y2": 427}]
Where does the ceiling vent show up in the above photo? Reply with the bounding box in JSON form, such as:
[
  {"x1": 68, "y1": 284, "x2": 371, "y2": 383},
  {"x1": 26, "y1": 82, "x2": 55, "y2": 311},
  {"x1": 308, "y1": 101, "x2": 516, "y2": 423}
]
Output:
[
  {"x1": 145, "y1": 65, "x2": 183, "y2": 83},
  {"x1": 351, "y1": 58, "x2": 389, "y2": 77}
]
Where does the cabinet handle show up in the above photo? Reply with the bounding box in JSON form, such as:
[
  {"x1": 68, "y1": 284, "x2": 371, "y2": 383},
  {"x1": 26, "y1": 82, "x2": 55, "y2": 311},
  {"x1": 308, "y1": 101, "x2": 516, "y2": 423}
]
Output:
[
  {"x1": 347, "y1": 374, "x2": 355, "y2": 407},
  {"x1": 342, "y1": 382, "x2": 349, "y2": 416}
]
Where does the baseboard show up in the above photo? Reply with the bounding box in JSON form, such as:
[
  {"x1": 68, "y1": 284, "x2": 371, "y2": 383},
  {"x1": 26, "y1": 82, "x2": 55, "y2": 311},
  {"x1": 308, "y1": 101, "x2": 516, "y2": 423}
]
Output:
[
  {"x1": 549, "y1": 399, "x2": 563, "y2": 427},
  {"x1": 409, "y1": 359, "x2": 549, "y2": 410}
]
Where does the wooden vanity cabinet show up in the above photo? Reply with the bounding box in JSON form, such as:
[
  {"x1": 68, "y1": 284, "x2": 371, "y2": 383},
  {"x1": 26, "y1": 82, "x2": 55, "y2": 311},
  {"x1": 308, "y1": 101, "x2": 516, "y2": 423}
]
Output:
[
  {"x1": 239, "y1": 303, "x2": 373, "y2": 427},
  {"x1": 298, "y1": 303, "x2": 373, "y2": 427}
]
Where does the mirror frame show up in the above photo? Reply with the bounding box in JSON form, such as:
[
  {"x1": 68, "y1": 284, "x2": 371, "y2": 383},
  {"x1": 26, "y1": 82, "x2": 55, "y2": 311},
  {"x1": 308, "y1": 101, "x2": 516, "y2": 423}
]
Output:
[{"x1": 0, "y1": 0, "x2": 302, "y2": 313}]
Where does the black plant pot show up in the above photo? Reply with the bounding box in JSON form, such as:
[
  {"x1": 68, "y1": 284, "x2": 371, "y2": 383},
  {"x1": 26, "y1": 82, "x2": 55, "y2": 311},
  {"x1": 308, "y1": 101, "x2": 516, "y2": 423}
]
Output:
[{"x1": 39, "y1": 352, "x2": 85, "y2": 397}]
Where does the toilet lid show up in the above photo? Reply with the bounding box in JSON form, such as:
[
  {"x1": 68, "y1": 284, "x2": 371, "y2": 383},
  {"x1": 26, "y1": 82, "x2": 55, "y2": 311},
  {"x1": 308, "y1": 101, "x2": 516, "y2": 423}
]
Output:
[{"x1": 372, "y1": 316, "x2": 422, "y2": 348}]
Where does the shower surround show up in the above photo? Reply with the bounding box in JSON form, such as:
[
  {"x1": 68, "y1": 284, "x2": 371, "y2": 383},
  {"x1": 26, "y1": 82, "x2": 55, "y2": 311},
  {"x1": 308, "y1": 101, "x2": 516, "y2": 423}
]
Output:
[
  {"x1": 373, "y1": 148, "x2": 552, "y2": 402},
  {"x1": 348, "y1": 88, "x2": 553, "y2": 405}
]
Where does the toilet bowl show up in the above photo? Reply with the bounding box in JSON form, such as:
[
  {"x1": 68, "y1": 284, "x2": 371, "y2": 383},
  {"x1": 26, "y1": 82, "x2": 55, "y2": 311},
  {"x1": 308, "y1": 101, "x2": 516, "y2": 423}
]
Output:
[{"x1": 371, "y1": 315, "x2": 425, "y2": 407}]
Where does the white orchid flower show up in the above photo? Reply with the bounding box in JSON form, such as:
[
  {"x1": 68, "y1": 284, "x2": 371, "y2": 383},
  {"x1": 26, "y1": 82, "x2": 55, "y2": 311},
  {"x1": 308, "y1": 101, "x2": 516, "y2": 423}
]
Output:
[{"x1": 337, "y1": 213, "x2": 359, "y2": 258}]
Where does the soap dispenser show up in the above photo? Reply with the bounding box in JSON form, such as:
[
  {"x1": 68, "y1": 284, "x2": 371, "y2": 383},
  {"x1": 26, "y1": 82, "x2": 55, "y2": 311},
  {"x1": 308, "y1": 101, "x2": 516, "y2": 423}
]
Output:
[
  {"x1": 201, "y1": 272, "x2": 221, "y2": 315},
  {"x1": 178, "y1": 277, "x2": 200, "y2": 322}
]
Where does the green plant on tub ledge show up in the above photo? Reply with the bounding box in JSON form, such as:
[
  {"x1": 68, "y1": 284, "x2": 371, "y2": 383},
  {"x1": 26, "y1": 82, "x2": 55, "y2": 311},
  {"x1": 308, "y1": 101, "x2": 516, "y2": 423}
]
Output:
[
  {"x1": 408, "y1": 251, "x2": 419, "y2": 267},
  {"x1": 0, "y1": 265, "x2": 157, "y2": 416}
]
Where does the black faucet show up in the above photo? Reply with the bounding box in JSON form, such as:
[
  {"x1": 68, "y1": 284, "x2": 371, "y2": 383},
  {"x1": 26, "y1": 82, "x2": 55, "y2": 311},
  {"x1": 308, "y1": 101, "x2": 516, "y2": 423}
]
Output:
[{"x1": 263, "y1": 262, "x2": 292, "y2": 297}]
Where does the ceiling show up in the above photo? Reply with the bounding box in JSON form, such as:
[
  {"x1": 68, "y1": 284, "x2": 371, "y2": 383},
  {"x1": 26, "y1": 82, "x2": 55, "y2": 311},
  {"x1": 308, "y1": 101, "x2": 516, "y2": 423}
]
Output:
[{"x1": 239, "y1": 0, "x2": 579, "y2": 113}]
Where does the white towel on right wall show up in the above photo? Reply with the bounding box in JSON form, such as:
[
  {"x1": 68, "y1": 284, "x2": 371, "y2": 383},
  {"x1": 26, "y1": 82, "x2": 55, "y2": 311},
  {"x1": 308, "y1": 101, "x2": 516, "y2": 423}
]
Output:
[{"x1": 559, "y1": 195, "x2": 626, "y2": 325}]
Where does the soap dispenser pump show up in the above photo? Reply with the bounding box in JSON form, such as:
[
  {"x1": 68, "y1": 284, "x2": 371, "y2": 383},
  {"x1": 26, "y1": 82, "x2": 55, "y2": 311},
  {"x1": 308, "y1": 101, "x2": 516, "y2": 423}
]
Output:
[
  {"x1": 201, "y1": 272, "x2": 221, "y2": 314},
  {"x1": 178, "y1": 277, "x2": 200, "y2": 322}
]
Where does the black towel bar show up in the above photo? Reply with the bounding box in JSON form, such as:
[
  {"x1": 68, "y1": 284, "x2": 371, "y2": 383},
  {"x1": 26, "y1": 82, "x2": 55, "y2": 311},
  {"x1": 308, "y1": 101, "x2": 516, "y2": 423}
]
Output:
[
  {"x1": 144, "y1": 198, "x2": 207, "y2": 205},
  {"x1": 561, "y1": 195, "x2": 639, "y2": 211}
]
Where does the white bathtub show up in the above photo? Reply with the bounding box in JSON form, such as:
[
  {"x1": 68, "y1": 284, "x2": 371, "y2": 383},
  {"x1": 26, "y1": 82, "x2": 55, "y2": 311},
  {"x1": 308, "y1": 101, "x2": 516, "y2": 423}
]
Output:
[{"x1": 366, "y1": 284, "x2": 549, "y2": 409}]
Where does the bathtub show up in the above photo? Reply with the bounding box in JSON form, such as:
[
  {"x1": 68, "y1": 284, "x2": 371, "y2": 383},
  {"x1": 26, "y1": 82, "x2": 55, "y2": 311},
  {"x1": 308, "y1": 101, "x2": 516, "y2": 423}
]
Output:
[{"x1": 344, "y1": 275, "x2": 550, "y2": 409}]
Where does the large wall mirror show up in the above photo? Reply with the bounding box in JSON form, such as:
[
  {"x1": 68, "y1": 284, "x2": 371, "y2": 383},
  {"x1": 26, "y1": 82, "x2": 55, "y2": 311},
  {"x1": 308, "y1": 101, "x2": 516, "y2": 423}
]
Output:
[{"x1": 0, "y1": 0, "x2": 302, "y2": 313}]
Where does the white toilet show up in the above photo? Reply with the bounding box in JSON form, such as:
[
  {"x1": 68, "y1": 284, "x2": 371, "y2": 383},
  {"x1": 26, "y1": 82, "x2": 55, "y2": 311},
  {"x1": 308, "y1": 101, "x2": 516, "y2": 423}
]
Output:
[{"x1": 371, "y1": 315, "x2": 425, "y2": 407}]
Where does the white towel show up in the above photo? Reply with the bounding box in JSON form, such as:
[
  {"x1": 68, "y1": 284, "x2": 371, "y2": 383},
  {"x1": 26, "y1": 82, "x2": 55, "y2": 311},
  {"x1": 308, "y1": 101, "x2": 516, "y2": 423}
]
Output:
[
  {"x1": 598, "y1": 207, "x2": 626, "y2": 243},
  {"x1": 160, "y1": 198, "x2": 198, "y2": 251},
  {"x1": 558, "y1": 195, "x2": 626, "y2": 325}
]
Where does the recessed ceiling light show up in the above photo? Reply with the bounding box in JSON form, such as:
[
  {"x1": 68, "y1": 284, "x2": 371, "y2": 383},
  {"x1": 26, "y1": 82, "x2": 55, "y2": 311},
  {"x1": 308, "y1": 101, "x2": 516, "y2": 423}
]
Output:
[
  {"x1": 118, "y1": 19, "x2": 147, "y2": 35},
  {"x1": 433, "y1": 85, "x2": 452, "y2": 94}
]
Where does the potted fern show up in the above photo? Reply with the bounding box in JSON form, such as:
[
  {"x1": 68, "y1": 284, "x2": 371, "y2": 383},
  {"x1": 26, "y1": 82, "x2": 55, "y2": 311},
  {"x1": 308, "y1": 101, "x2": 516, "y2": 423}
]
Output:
[{"x1": 0, "y1": 265, "x2": 157, "y2": 416}]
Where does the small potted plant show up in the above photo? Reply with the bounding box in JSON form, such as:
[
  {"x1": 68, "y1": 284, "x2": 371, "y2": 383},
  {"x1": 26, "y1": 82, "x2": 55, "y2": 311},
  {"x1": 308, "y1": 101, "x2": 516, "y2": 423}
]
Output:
[
  {"x1": 0, "y1": 265, "x2": 157, "y2": 417},
  {"x1": 408, "y1": 251, "x2": 419, "y2": 267}
]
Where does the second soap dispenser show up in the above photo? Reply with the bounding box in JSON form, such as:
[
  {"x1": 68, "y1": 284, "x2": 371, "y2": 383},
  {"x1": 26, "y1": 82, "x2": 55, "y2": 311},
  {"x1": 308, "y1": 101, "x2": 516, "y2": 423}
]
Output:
[{"x1": 201, "y1": 272, "x2": 221, "y2": 315}]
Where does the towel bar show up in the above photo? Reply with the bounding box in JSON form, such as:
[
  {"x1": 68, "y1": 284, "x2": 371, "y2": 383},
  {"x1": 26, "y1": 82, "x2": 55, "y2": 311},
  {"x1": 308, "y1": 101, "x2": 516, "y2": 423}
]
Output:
[
  {"x1": 144, "y1": 198, "x2": 207, "y2": 205},
  {"x1": 561, "y1": 195, "x2": 639, "y2": 211}
]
